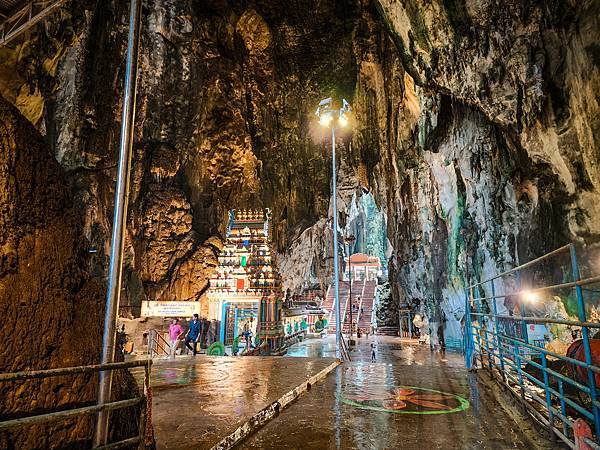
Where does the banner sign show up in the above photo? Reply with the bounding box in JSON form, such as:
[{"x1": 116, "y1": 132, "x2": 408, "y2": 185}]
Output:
[{"x1": 141, "y1": 301, "x2": 201, "y2": 318}]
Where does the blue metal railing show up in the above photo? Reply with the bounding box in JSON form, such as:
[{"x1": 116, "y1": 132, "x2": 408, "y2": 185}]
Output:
[{"x1": 465, "y1": 243, "x2": 600, "y2": 447}]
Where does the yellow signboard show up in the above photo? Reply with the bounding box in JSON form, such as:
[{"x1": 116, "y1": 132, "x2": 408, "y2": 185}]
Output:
[{"x1": 141, "y1": 301, "x2": 201, "y2": 318}]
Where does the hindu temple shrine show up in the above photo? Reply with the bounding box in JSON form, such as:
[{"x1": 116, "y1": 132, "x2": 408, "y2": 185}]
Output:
[{"x1": 206, "y1": 209, "x2": 286, "y2": 354}]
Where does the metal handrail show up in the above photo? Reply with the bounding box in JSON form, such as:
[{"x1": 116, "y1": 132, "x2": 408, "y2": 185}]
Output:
[
  {"x1": 0, "y1": 360, "x2": 150, "y2": 382},
  {"x1": 467, "y1": 243, "x2": 572, "y2": 289},
  {"x1": 469, "y1": 274, "x2": 600, "y2": 302},
  {"x1": 470, "y1": 312, "x2": 600, "y2": 330},
  {"x1": 148, "y1": 329, "x2": 171, "y2": 358},
  {"x1": 0, "y1": 398, "x2": 141, "y2": 432},
  {"x1": 465, "y1": 243, "x2": 600, "y2": 447},
  {"x1": 0, "y1": 360, "x2": 151, "y2": 449}
]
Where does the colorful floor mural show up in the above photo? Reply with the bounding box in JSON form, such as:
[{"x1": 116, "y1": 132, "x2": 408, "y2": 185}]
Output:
[{"x1": 342, "y1": 385, "x2": 470, "y2": 414}]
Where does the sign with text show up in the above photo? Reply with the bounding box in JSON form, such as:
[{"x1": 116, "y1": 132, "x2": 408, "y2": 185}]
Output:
[{"x1": 141, "y1": 301, "x2": 201, "y2": 318}]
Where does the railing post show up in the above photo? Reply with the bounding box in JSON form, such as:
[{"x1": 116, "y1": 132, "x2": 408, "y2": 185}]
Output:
[
  {"x1": 558, "y1": 379, "x2": 568, "y2": 438},
  {"x1": 514, "y1": 341, "x2": 526, "y2": 404},
  {"x1": 138, "y1": 360, "x2": 151, "y2": 449},
  {"x1": 148, "y1": 330, "x2": 155, "y2": 358},
  {"x1": 490, "y1": 279, "x2": 506, "y2": 379},
  {"x1": 464, "y1": 287, "x2": 474, "y2": 370},
  {"x1": 515, "y1": 271, "x2": 529, "y2": 348},
  {"x1": 541, "y1": 353, "x2": 556, "y2": 443},
  {"x1": 474, "y1": 285, "x2": 485, "y2": 369},
  {"x1": 569, "y1": 244, "x2": 600, "y2": 439}
]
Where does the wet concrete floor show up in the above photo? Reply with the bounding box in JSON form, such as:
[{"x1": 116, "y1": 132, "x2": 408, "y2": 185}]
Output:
[
  {"x1": 244, "y1": 336, "x2": 532, "y2": 449},
  {"x1": 133, "y1": 355, "x2": 337, "y2": 449}
]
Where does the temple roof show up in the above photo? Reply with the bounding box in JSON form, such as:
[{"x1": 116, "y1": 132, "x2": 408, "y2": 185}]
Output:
[
  {"x1": 227, "y1": 209, "x2": 270, "y2": 233},
  {"x1": 348, "y1": 252, "x2": 381, "y2": 266},
  {"x1": 208, "y1": 207, "x2": 281, "y2": 299}
]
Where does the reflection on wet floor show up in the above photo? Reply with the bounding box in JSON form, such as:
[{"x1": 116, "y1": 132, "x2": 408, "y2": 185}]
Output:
[
  {"x1": 245, "y1": 336, "x2": 532, "y2": 449},
  {"x1": 287, "y1": 334, "x2": 465, "y2": 367},
  {"x1": 136, "y1": 355, "x2": 337, "y2": 449},
  {"x1": 131, "y1": 336, "x2": 535, "y2": 449}
]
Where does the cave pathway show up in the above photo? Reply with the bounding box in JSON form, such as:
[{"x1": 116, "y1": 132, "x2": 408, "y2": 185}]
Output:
[{"x1": 244, "y1": 336, "x2": 536, "y2": 449}]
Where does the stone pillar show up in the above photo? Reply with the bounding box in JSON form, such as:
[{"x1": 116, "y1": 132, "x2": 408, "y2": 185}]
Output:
[{"x1": 257, "y1": 294, "x2": 285, "y2": 353}]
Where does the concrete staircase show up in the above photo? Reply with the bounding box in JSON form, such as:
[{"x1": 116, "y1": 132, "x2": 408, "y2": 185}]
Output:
[
  {"x1": 341, "y1": 280, "x2": 366, "y2": 333},
  {"x1": 321, "y1": 280, "x2": 378, "y2": 334},
  {"x1": 320, "y1": 281, "x2": 350, "y2": 334},
  {"x1": 357, "y1": 280, "x2": 376, "y2": 331}
]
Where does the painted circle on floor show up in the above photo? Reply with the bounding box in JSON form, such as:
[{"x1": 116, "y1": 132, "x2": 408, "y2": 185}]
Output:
[{"x1": 341, "y1": 386, "x2": 470, "y2": 415}]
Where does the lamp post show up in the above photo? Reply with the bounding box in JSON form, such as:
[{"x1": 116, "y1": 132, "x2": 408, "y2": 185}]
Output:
[
  {"x1": 315, "y1": 97, "x2": 351, "y2": 358},
  {"x1": 345, "y1": 234, "x2": 356, "y2": 345},
  {"x1": 94, "y1": 0, "x2": 142, "y2": 446}
]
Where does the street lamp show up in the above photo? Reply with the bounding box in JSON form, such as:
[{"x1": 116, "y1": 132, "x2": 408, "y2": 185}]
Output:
[
  {"x1": 315, "y1": 97, "x2": 352, "y2": 358},
  {"x1": 345, "y1": 234, "x2": 356, "y2": 345}
]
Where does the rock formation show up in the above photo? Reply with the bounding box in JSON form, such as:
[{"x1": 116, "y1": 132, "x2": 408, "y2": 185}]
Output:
[
  {"x1": 0, "y1": 95, "x2": 139, "y2": 448},
  {"x1": 0, "y1": 0, "x2": 598, "y2": 347}
]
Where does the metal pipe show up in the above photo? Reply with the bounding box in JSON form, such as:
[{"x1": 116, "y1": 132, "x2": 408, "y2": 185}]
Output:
[
  {"x1": 558, "y1": 380, "x2": 568, "y2": 437},
  {"x1": 467, "y1": 244, "x2": 572, "y2": 289},
  {"x1": 570, "y1": 245, "x2": 600, "y2": 439},
  {"x1": 95, "y1": 436, "x2": 143, "y2": 450},
  {"x1": 464, "y1": 288, "x2": 474, "y2": 370},
  {"x1": 0, "y1": 360, "x2": 150, "y2": 382},
  {"x1": 469, "y1": 274, "x2": 600, "y2": 301},
  {"x1": 95, "y1": 0, "x2": 143, "y2": 446},
  {"x1": 470, "y1": 311, "x2": 600, "y2": 329},
  {"x1": 541, "y1": 353, "x2": 556, "y2": 442},
  {"x1": 476, "y1": 285, "x2": 490, "y2": 369},
  {"x1": 331, "y1": 125, "x2": 341, "y2": 358},
  {"x1": 490, "y1": 279, "x2": 506, "y2": 376},
  {"x1": 0, "y1": 398, "x2": 141, "y2": 432}
]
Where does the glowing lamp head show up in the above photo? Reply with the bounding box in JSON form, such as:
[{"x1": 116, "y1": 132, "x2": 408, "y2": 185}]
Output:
[
  {"x1": 316, "y1": 97, "x2": 353, "y2": 128},
  {"x1": 522, "y1": 291, "x2": 539, "y2": 303},
  {"x1": 338, "y1": 113, "x2": 348, "y2": 127},
  {"x1": 319, "y1": 113, "x2": 333, "y2": 127}
]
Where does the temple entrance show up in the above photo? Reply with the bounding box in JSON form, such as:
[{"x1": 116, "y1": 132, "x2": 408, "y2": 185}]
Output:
[{"x1": 223, "y1": 303, "x2": 258, "y2": 346}]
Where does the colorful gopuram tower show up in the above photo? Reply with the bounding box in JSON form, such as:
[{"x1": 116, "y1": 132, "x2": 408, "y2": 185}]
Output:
[{"x1": 206, "y1": 209, "x2": 286, "y2": 354}]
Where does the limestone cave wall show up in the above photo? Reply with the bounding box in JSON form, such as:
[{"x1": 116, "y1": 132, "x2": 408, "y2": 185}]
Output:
[
  {"x1": 368, "y1": 0, "x2": 600, "y2": 345},
  {"x1": 0, "y1": 96, "x2": 138, "y2": 449}
]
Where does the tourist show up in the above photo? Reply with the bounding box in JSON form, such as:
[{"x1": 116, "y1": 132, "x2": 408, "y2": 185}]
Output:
[
  {"x1": 117, "y1": 324, "x2": 127, "y2": 355},
  {"x1": 185, "y1": 314, "x2": 201, "y2": 356},
  {"x1": 168, "y1": 319, "x2": 184, "y2": 358},
  {"x1": 243, "y1": 320, "x2": 251, "y2": 349},
  {"x1": 200, "y1": 317, "x2": 209, "y2": 348},
  {"x1": 371, "y1": 342, "x2": 376, "y2": 362}
]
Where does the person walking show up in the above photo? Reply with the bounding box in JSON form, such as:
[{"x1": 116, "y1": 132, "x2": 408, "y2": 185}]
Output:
[
  {"x1": 243, "y1": 319, "x2": 251, "y2": 350},
  {"x1": 168, "y1": 319, "x2": 184, "y2": 358},
  {"x1": 185, "y1": 314, "x2": 201, "y2": 356},
  {"x1": 371, "y1": 342, "x2": 376, "y2": 362}
]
